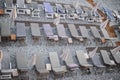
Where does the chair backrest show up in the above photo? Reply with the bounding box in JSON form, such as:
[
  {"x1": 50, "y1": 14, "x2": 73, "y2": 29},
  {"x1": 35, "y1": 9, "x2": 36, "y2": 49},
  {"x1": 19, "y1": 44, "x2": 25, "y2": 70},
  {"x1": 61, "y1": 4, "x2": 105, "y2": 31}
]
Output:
[
  {"x1": 56, "y1": 24, "x2": 67, "y2": 38},
  {"x1": 76, "y1": 50, "x2": 90, "y2": 66},
  {"x1": 63, "y1": 49, "x2": 74, "y2": 64},
  {"x1": 49, "y1": 52, "x2": 61, "y2": 68},
  {"x1": 100, "y1": 50, "x2": 115, "y2": 65},
  {"x1": 43, "y1": 24, "x2": 54, "y2": 37},
  {"x1": 16, "y1": 51, "x2": 28, "y2": 71},
  {"x1": 91, "y1": 53, "x2": 105, "y2": 67},
  {"x1": 30, "y1": 23, "x2": 41, "y2": 37},
  {"x1": 68, "y1": 24, "x2": 80, "y2": 38},
  {"x1": 79, "y1": 26, "x2": 89, "y2": 38},
  {"x1": 36, "y1": 53, "x2": 46, "y2": 70},
  {"x1": 16, "y1": 23, "x2": 26, "y2": 38},
  {"x1": 90, "y1": 27, "x2": 101, "y2": 38},
  {"x1": 111, "y1": 46, "x2": 120, "y2": 54}
]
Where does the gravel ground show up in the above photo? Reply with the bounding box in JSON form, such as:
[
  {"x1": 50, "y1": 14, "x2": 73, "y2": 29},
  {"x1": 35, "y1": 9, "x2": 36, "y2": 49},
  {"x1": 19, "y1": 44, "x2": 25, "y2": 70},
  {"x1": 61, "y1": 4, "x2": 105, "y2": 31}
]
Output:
[
  {"x1": 1, "y1": 0, "x2": 120, "y2": 80},
  {"x1": 0, "y1": 25, "x2": 119, "y2": 80}
]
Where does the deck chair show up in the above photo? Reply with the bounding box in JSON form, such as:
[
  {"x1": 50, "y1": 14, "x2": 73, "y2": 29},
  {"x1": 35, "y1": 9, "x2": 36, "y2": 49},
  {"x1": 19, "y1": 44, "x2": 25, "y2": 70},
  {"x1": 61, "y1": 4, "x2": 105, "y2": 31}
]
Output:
[
  {"x1": 49, "y1": 52, "x2": 67, "y2": 74},
  {"x1": 100, "y1": 50, "x2": 116, "y2": 66},
  {"x1": 16, "y1": 23, "x2": 26, "y2": 40},
  {"x1": 90, "y1": 27, "x2": 101, "y2": 38},
  {"x1": 91, "y1": 54, "x2": 105, "y2": 68},
  {"x1": 56, "y1": 24, "x2": 68, "y2": 39},
  {"x1": 88, "y1": 47, "x2": 105, "y2": 68},
  {"x1": 110, "y1": 46, "x2": 120, "y2": 64},
  {"x1": 35, "y1": 53, "x2": 49, "y2": 74},
  {"x1": 55, "y1": 4, "x2": 66, "y2": 19},
  {"x1": 76, "y1": 50, "x2": 93, "y2": 68},
  {"x1": 30, "y1": 23, "x2": 41, "y2": 39},
  {"x1": 68, "y1": 24, "x2": 83, "y2": 41},
  {"x1": 0, "y1": 52, "x2": 18, "y2": 79},
  {"x1": 16, "y1": 51, "x2": 28, "y2": 71},
  {"x1": 64, "y1": 5, "x2": 75, "y2": 19},
  {"x1": 43, "y1": 2, "x2": 54, "y2": 19},
  {"x1": 79, "y1": 26, "x2": 89, "y2": 38},
  {"x1": 62, "y1": 49, "x2": 79, "y2": 70},
  {"x1": 43, "y1": 24, "x2": 58, "y2": 41}
]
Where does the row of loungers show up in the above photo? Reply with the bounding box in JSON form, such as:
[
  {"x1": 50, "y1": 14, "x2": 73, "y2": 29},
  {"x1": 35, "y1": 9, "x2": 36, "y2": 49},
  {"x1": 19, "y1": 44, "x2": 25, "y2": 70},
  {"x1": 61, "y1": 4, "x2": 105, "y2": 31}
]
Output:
[
  {"x1": 16, "y1": 23, "x2": 110, "y2": 43},
  {"x1": 30, "y1": 2, "x2": 96, "y2": 20},
  {"x1": 15, "y1": 46, "x2": 120, "y2": 79},
  {"x1": 42, "y1": 2, "x2": 76, "y2": 19},
  {"x1": 16, "y1": 23, "x2": 41, "y2": 40},
  {"x1": 0, "y1": 22, "x2": 110, "y2": 42},
  {"x1": 16, "y1": 2, "x2": 90, "y2": 20}
]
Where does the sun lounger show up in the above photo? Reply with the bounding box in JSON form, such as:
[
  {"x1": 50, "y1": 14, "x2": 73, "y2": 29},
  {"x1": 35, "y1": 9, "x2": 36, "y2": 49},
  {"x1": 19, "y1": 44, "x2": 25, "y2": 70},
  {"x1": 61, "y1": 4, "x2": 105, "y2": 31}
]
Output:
[
  {"x1": 64, "y1": 5, "x2": 75, "y2": 19},
  {"x1": 0, "y1": 21, "x2": 11, "y2": 41},
  {"x1": 35, "y1": 53, "x2": 49, "y2": 74},
  {"x1": 90, "y1": 27, "x2": 101, "y2": 38},
  {"x1": 16, "y1": 23, "x2": 26, "y2": 39},
  {"x1": 100, "y1": 28, "x2": 110, "y2": 39},
  {"x1": 1, "y1": 22, "x2": 11, "y2": 38},
  {"x1": 56, "y1": 24, "x2": 67, "y2": 39},
  {"x1": 110, "y1": 46, "x2": 120, "y2": 64},
  {"x1": 90, "y1": 53, "x2": 106, "y2": 73},
  {"x1": 79, "y1": 26, "x2": 89, "y2": 38},
  {"x1": 1, "y1": 54, "x2": 10, "y2": 70},
  {"x1": 68, "y1": 24, "x2": 83, "y2": 41},
  {"x1": 0, "y1": 52, "x2": 18, "y2": 79},
  {"x1": 43, "y1": 2, "x2": 54, "y2": 19},
  {"x1": 110, "y1": 51, "x2": 120, "y2": 64},
  {"x1": 16, "y1": 51, "x2": 28, "y2": 71},
  {"x1": 56, "y1": 4, "x2": 65, "y2": 14},
  {"x1": 100, "y1": 50, "x2": 116, "y2": 66},
  {"x1": 63, "y1": 5, "x2": 74, "y2": 14},
  {"x1": 62, "y1": 49, "x2": 79, "y2": 70},
  {"x1": 43, "y1": 24, "x2": 58, "y2": 41},
  {"x1": 110, "y1": 46, "x2": 120, "y2": 55},
  {"x1": 49, "y1": 52, "x2": 67, "y2": 74},
  {"x1": 88, "y1": 47, "x2": 105, "y2": 68},
  {"x1": 31, "y1": 9, "x2": 40, "y2": 17},
  {"x1": 30, "y1": 23, "x2": 41, "y2": 39},
  {"x1": 76, "y1": 50, "x2": 93, "y2": 68},
  {"x1": 55, "y1": 4, "x2": 66, "y2": 19},
  {"x1": 91, "y1": 54, "x2": 105, "y2": 68}
]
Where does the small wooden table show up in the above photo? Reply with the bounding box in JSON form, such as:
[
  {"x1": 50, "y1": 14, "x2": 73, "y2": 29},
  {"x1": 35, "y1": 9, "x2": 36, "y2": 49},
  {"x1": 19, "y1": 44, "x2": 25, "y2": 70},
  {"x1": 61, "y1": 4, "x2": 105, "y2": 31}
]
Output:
[
  {"x1": 11, "y1": 34, "x2": 16, "y2": 41},
  {"x1": 68, "y1": 38, "x2": 73, "y2": 44},
  {"x1": 84, "y1": 53, "x2": 89, "y2": 59},
  {"x1": 46, "y1": 64, "x2": 51, "y2": 71},
  {"x1": 54, "y1": 35, "x2": 59, "y2": 41},
  {"x1": 101, "y1": 38, "x2": 106, "y2": 43}
]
